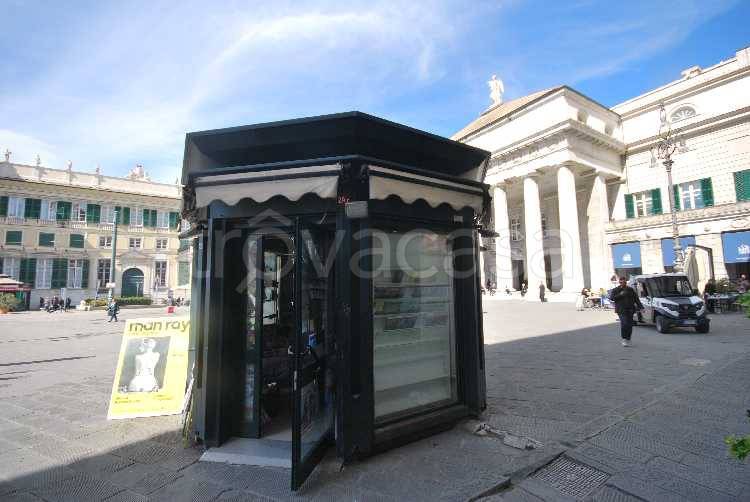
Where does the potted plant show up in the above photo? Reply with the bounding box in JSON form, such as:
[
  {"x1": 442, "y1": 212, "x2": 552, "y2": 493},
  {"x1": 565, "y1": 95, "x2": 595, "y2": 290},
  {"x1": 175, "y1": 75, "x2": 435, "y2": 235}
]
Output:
[{"x1": 0, "y1": 294, "x2": 22, "y2": 314}]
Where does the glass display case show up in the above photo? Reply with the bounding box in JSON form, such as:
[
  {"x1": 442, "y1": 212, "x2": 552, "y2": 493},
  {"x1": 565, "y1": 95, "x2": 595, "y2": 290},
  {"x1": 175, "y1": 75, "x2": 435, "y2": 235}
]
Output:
[{"x1": 372, "y1": 230, "x2": 457, "y2": 422}]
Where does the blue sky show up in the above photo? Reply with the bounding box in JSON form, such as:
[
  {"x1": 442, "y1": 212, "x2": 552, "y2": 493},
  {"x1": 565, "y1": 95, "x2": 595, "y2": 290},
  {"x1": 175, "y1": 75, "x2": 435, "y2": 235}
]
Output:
[{"x1": 1, "y1": 0, "x2": 748, "y2": 183}]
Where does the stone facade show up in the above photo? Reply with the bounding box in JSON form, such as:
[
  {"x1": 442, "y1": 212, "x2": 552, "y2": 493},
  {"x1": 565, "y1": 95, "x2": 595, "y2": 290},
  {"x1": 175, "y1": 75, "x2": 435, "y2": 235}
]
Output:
[
  {"x1": 455, "y1": 46, "x2": 750, "y2": 298},
  {"x1": 0, "y1": 161, "x2": 192, "y2": 306}
]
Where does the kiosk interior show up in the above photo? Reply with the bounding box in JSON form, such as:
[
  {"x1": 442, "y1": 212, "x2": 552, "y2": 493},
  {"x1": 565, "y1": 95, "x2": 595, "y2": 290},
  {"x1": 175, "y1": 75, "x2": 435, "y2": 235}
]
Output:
[{"x1": 182, "y1": 112, "x2": 490, "y2": 490}]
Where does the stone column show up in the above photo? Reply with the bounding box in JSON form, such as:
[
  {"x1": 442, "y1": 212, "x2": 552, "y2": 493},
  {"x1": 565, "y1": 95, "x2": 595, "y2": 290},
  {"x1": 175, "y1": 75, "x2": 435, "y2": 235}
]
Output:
[
  {"x1": 587, "y1": 173, "x2": 611, "y2": 290},
  {"x1": 493, "y1": 183, "x2": 513, "y2": 289},
  {"x1": 523, "y1": 175, "x2": 546, "y2": 298},
  {"x1": 556, "y1": 164, "x2": 585, "y2": 293}
]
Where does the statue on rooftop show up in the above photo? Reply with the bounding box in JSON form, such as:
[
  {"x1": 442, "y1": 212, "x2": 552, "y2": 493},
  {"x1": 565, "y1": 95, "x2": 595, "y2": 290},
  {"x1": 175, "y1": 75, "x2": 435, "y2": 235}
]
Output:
[{"x1": 488, "y1": 75, "x2": 504, "y2": 106}]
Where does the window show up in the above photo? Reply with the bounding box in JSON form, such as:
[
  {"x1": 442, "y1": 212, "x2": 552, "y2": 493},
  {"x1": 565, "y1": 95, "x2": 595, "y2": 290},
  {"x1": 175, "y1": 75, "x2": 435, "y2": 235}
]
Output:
[
  {"x1": 51, "y1": 258, "x2": 67, "y2": 288},
  {"x1": 510, "y1": 215, "x2": 522, "y2": 241},
  {"x1": 129, "y1": 237, "x2": 142, "y2": 249},
  {"x1": 156, "y1": 238, "x2": 168, "y2": 250},
  {"x1": 156, "y1": 211, "x2": 169, "y2": 228},
  {"x1": 131, "y1": 207, "x2": 143, "y2": 226},
  {"x1": 676, "y1": 180, "x2": 706, "y2": 210},
  {"x1": 40, "y1": 200, "x2": 57, "y2": 221},
  {"x1": 56, "y1": 201, "x2": 72, "y2": 221},
  {"x1": 178, "y1": 239, "x2": 191, "y2": 252},
  {"x1": 69, "y1": 234, "x2": 85, "y2": 248},
  {"x1": 67, "y1": 259, "x2": 88, "y2": 288},
  {"x1": 142, "y1": 209, "x2": 157, "y2": 227},
  {"x1": 72, "y1": 202, "x2": 87, "y2": 222},
  {"x1": 625, "y1": 189, "x2": 663, "y2": 218},
  {"x1": 5, "y1": 230, "x2": 22, "y2": 246},
  {"x1": 670, "y1": 106, "x2": 696, "y2": 123},
  {"x1": 24, "y1": 198, "x2": 41, "y2": 219},
  {"x1": 7, "y1": 196, "x2": 24, "y2": 218},
  {"x1": 86, "y1": 203, "x2": 101, "y2": 224},
  {"x1": 734, "y1": 170, "x2": 750, "y2": 202},
  {"x1": 178, "y1": 261, "x2": 190, "y2": 286},
  {"x1": 36, "y1": 259, "x2": 53, "y2": 289},
  {"x1": 372, "y1": 230, "x2": 457, "y2": 422},
  {"x1": 19, "y1": 258, "x2": 36, "y2": 284},
  {"x1": 97, "y1": 259, "x2": 111, "y2": 287},
  {"x1": 99, "y1": 236, "x2": 113, "y2": 248},
  {"x1": 169, "y1": 212, "x2": 180, "y2": 230},
  {"x1": 0, "y1": 196, "x2": 6, "y2": 217},
  {"x1": 38, "y1": 232, "x2": 55, "y2": 247},
  {"x1": 2, "y1": 257, "x2": 20, "y2": 280},
  {"x1": 154, "y1": 261, "x2": 167, "y2": 287},
  {"x1": 100, "y1": 205, "x2": 115, "y2": 224}
]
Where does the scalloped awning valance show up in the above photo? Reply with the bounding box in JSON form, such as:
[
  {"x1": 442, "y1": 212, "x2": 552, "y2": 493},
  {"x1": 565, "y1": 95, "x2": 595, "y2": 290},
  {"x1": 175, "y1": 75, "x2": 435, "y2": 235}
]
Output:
[
  {"x1": 194, "y1": 164, "x2": 341, "y2": 208},
  {"x1": 368, "y1": 165, "x2": 485, "y2": 212}
]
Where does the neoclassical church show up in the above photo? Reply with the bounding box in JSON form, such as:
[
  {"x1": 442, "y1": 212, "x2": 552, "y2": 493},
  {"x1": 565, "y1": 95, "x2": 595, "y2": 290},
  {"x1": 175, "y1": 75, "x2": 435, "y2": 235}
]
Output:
[{"x1": 454, "y1": 46, "x2": 750, "y2": 299}]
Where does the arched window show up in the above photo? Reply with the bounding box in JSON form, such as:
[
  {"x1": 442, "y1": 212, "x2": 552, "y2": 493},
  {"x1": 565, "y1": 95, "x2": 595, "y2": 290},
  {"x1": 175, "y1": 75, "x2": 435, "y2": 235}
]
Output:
[{"x1": 670, "y1": 106, "x2": 696, "y2": 123}]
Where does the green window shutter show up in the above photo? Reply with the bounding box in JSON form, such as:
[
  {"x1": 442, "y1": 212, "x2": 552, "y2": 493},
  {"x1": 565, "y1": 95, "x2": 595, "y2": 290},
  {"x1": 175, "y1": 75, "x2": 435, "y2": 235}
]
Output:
[
  {"x1": 39, "y1": 232, "x2": 55, "y2": 247},
  {"x1": 624, "y1": 194, "x2": 635, "y2": 219},
  {"x1": 122, "y1": 207, "x2": 131, "y2": 225},
  {"x1": 24, "y1": 198, "x2": 41, "y2": 219},
  {"x1": 151, "y1": 210, "x2": 158, "y2": 227},
  {"x1": 56, "y1": 201, "x2": 71, "y2": 220},
  {"x1": 701, "y1": 178, "x2": 714, "y2": 207},
  {"x1": 86, "y1": 204, "x2": 101, "y2": 223},
  {"x1": 81, "y1": 260, "x2": 89, "y2": 288},
  {"x1": 20, "y1": 258, "x2": 36, "y2": 284},
  {"x1": 69, "y1": 234, "x2": 85, "y2": 248},
  {"x1": 651, "y1": 188, "x2": 663, "y2": 215},
  {"x1": 178, "y1": 261, "x2": 190, "y2": 286},
  {"x1": 52, "y1": 258, "x2": 68, "y2": 288},
  {"x1": 673, "y1": 185, "x2": 680, "y2": 211},
  {"x1": 735, "y1": 170, "x2": 750, "y2": 202},
  {"x1": 144, "y1": 209, "x2": 157, "y2": 227},
  {"x1": 0, "y1": 196, "x2": 7, "y2": 217},
  {"x1": 169, "y1": 211, "x2": 179, "y2": 230},
  {"x1": 6, "y1": 230, "x2": 22, "y2": 245}
]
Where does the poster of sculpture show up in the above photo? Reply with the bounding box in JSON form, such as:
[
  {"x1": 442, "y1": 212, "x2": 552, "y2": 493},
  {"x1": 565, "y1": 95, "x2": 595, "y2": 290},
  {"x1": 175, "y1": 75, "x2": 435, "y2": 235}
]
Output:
[{"x1": 107, "y1": 317, "x2": 190, "y2": 419}]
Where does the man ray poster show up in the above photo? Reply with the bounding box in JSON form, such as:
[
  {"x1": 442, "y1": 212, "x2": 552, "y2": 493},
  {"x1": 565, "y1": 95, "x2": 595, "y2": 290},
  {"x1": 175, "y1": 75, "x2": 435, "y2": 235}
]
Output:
[{"x1": 107, "y1": 317, "x2": 190, "y2": 419}]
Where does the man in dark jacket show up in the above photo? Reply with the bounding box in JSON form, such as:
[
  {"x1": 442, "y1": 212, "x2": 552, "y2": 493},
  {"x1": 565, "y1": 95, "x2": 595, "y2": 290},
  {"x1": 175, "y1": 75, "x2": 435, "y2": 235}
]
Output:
[{"x1": 609, "y1": 276, "x2": 643, "y2": 347}]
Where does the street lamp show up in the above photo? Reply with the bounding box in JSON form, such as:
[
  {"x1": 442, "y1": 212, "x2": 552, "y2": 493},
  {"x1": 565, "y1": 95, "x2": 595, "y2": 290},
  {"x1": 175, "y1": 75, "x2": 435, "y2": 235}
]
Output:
[
  {"x1": 108, "y1": 208, "x2": 119, "y2": 300},
  {"x1": 654, "y1": 103, "x2": 683, "y2": 272}
]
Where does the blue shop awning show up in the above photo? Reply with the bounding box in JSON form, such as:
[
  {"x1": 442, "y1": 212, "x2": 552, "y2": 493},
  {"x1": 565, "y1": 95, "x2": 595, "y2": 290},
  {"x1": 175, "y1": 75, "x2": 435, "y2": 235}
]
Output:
[
  {"x1": 612, "y1": 242, "x2": 642, "y2": 269},
  {"x1": 722, "y1": 230, "x2": 750, "y2": 263},
  {"x1": 661, "y1": 236, "x2": 696, "y2": 266}
]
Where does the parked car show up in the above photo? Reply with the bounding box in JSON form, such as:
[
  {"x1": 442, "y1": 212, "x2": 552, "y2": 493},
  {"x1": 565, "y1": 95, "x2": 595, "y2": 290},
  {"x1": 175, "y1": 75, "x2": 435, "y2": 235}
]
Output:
[{"x1": 628, "y1": 273, "x2": 709, "y2": 333}]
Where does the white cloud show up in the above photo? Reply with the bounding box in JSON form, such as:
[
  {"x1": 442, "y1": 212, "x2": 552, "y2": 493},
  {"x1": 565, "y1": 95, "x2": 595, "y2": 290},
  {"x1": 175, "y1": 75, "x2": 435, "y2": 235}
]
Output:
[{"x1": 0, "y1": 130, "x2": 59, "y2": 168}]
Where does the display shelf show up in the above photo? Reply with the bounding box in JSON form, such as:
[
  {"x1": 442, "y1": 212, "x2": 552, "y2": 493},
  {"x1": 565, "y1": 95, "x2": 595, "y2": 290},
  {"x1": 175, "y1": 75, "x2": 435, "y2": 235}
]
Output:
[
  {"x1": 373, "y1": 335, "x2": 448, "y2": 351},
  {"x1": 374, "y1": 371, "x2": 451, "y2": 393}
]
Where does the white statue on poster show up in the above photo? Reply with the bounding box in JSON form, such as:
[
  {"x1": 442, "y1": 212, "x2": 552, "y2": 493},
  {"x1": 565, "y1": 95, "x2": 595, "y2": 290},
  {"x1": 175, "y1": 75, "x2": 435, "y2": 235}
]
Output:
[{"x1": 128, "y1": 338, "x2": 161, "y2": 392}]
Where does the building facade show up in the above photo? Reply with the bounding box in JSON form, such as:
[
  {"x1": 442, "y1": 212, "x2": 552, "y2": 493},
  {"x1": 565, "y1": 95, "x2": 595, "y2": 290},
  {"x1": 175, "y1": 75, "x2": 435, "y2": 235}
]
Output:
[
  {"x1": 0, "y1": 160, "x2": 192, "y2": 307},
  {"x1": 455, "y1": 46, "x2": 750, "y2": 298}
]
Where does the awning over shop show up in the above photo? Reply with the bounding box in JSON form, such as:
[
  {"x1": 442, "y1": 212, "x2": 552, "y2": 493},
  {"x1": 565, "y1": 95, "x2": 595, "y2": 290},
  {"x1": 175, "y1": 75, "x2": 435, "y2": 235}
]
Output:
[
  {"x1": 661, "y1": 236, "x2": 696, "y2": 266},
  {"x1": 194, "y1": 164, "x2": 341, "y2": 208},
  {"x1": 722, "y1": 230, "x2": 750, "y2": 263},
  {"x1": 612, "y1": 242, "x2": 642, "y2": 269},
  {"x1": 368, "y1": 165, "x2": 485, "y2": 212}
]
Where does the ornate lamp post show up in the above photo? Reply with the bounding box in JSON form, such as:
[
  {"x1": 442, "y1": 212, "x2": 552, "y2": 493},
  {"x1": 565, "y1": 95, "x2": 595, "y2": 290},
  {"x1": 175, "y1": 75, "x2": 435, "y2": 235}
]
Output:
[{"x1": 654, "y1": 103, "x2": 683, "y2": 271}]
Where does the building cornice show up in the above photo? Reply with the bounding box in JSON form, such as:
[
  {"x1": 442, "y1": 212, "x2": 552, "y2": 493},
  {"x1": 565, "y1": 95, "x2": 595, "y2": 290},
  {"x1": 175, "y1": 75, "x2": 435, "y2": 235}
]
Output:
[
  {"x1": 625, "y1": 106, "x2": 750, "y2": 155},
  {"x1": 606, "y1": 201, "x2": 750, "y2": 237},
  {"x1": 614, "y1": 59, "x2": 750, "y2": 118}
]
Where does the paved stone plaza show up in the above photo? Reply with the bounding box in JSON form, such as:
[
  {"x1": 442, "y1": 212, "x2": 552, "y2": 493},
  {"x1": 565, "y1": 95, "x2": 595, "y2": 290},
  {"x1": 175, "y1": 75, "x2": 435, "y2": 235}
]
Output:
[{"x1": 1, "y1": 302, "x2": 749, "y2": 501}]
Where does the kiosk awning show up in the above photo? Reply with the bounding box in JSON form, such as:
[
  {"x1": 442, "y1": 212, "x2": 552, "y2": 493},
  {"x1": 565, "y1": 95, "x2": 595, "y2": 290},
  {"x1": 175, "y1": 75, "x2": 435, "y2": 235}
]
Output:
[
  {"x1": 612, "y1": 242, "x2": 642, "y2": 269},
  {"x1": 193, "y1": 164, "x2": 341, "y2": 208},
  {"x1": 661, "y1": 236, "x2": 696, "y2": 266},
  {"x1": 368, "y1": 165, "x2": 485, "y2": 212},
  {"x1": 722, "y1": 230, "x2": 750, "y2": 263}
]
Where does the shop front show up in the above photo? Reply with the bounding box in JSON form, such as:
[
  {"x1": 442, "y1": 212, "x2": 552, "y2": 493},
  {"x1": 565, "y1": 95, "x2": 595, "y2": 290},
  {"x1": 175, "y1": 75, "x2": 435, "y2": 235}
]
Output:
[{"x1": 181, "y1": 112, "x2": 490, "y2": 489}]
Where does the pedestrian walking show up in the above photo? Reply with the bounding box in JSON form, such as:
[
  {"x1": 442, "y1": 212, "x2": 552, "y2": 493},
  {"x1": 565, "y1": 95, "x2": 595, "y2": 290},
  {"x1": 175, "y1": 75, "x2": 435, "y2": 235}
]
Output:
[
  {"x1": 539, "y1": 282, "x2": 546, "y2": 302},
  {"x1": 609, "y1": 276, "x2": 643, "y2": 347},
  {"x1": 108, "y1": 299, "x2": 119, "y2": 322},
  {"x1": 64, "y1": 297, "x2": 71, "y2": 312}
]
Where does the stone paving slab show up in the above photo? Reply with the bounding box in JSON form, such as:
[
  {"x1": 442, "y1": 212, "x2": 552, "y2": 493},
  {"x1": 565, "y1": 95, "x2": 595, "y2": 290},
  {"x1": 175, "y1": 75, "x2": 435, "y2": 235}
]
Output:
[{"x1": 2, "y1": 305, "x2": 750, "y2": 501}]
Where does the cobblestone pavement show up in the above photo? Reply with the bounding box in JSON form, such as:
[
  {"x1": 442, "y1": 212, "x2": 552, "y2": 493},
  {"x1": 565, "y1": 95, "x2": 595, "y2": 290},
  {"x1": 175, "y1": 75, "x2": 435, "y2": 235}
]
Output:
[{"x1": 1, "y1": 302, "x2": 749, "y2": 501}]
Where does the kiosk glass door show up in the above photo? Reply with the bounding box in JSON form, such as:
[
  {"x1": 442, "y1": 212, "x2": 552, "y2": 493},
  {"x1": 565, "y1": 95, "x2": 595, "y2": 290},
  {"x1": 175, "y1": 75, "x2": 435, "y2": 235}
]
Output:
[{"x1": 291, "y1": 220, "x2": 334, "y2": 490}]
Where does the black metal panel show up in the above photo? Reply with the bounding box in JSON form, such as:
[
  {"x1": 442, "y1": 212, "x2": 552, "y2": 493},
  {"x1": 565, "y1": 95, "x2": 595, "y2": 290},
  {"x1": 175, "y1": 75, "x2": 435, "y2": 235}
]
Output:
[
  {"x1": 183, "y1": 112, "x2": 489, "y2": 183},
  {"x1": 189, "y1": 232, "x2": 207, "y2": 441}
]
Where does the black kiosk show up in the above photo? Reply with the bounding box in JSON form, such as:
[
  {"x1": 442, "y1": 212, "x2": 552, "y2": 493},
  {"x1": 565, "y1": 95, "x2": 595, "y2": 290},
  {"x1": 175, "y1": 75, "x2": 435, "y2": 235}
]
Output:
[{"x1": 182, "y1": 112, "x2": 490, "y2": 490}]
